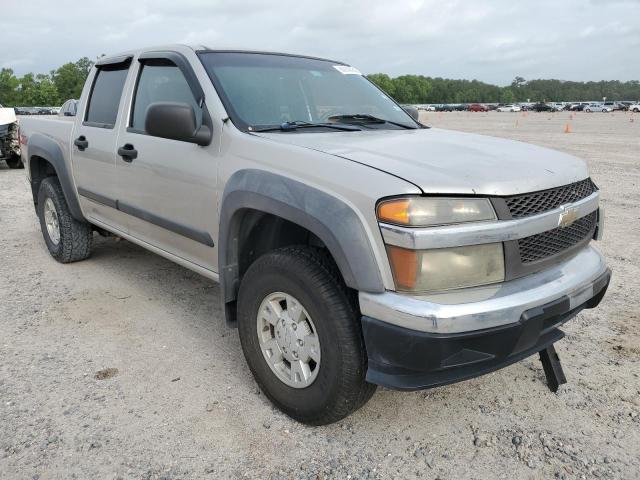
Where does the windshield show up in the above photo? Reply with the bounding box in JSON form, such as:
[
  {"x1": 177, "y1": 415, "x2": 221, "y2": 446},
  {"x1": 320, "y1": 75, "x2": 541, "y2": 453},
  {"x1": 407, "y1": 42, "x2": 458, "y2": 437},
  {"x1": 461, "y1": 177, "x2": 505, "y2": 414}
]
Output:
[{"x1": 198, "y1": 52, "x2": 417, "y2": 131}]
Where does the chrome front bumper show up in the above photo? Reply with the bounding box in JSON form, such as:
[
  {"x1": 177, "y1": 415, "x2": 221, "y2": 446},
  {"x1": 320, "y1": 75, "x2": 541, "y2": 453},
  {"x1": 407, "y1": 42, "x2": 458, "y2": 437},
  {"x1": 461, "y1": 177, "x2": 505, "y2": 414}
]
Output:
[{"x1": 359, "y1": 245, "x2": 609, "y2": 334}]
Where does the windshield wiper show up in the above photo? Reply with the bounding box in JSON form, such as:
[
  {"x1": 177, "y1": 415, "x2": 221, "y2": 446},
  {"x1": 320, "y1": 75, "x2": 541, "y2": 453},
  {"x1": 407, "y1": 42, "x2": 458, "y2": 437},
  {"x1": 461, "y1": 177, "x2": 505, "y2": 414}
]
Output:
[
  {"x1": 250, "y1": 121, "x2": 361, "y2": 132},
  {"x1": 327, "y1": 114, "x2": 417, "y2": 129}
]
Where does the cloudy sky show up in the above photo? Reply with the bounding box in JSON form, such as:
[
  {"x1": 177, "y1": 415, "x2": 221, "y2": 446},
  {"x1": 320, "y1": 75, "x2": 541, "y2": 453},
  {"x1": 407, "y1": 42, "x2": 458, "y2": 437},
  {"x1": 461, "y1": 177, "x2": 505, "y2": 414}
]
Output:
[{"x1": 1, "y1": 0, "x2": 639, "y2": 85}]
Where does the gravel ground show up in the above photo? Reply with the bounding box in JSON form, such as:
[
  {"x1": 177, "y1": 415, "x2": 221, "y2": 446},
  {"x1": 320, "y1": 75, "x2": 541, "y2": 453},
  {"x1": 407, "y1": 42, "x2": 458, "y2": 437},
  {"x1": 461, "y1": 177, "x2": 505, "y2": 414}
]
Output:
[{"x1": 1, "y1": 111, "x2": 639, "y2": 479}]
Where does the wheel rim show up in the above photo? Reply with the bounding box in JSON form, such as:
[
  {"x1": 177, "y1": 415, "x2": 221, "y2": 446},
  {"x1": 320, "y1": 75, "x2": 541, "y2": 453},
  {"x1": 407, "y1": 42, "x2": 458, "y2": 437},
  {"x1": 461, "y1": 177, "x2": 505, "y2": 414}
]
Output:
[
  {"x1": 44, "y1": 197, "x2": 60, "y2": 245},
  {"x1": 257, "y1": 292, "x2": 321, "y2": 389}
]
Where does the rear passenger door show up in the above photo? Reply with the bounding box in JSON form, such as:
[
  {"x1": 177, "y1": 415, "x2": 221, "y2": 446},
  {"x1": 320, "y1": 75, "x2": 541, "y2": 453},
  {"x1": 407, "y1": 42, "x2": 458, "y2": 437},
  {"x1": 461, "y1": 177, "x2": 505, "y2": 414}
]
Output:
[
  {"x1": 115, "y1": 52, "x2": 219, "y2": 272},
  {"x1": 73, "y1": 57, "x2": 132, "y2": 233}
]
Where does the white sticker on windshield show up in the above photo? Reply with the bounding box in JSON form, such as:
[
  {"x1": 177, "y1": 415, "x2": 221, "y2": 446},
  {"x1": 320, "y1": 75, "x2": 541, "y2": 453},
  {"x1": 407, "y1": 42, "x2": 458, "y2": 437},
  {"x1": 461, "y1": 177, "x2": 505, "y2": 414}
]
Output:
[{"x1": 333, "y1": 65, "x2": 362, "y2": 75}]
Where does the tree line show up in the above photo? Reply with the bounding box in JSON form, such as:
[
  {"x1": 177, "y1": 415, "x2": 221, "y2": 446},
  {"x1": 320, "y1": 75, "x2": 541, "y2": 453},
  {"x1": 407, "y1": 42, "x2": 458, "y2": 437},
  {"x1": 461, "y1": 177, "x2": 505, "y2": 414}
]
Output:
[
  {"x1": 367, "y1": 74, "x2": 640, "y2": 104},
  {"x1": 0, "y1": 58, "x2": 93, "y2": 107},
  {"x1": 1, "y1": 57, "x2": 639, "y2": 107}
]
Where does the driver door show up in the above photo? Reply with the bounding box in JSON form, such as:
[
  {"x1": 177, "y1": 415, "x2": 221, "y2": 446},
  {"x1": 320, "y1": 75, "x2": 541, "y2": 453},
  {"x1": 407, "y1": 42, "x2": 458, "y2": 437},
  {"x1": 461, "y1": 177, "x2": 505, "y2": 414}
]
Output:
[{"x1": 115, "y1": 53, "x2": 219, "y2": 272}]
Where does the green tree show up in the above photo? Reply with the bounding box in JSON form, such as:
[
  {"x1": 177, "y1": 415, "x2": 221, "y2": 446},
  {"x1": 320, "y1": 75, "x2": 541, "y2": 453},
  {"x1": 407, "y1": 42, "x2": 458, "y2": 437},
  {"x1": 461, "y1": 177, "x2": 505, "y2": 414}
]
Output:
[
  {"x1": 367, "y1": 73, "x2": 396, "y2": 98},
  {"x1": 500, "y1": 89, "x2": 516, "y2": 103},
  {"x1": 0, "y1": 68, "x2": 20, "y2": 106},
  {"x1": 52, "y1": 57, "x2": 93, "y2": 102},
  {"x1": 17, "y1": 73, "x2": 59, "y2": 106}
]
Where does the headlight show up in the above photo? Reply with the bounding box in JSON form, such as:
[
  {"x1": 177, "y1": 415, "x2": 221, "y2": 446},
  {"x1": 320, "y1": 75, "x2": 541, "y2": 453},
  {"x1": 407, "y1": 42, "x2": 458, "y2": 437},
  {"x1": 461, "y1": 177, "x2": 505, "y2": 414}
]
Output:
[
  {"x1": 377, "y1": 197, "x2": 496, "y2": 227},
  {"x1": 387, "y1": 243, "x2": 505, "y2": 292}
]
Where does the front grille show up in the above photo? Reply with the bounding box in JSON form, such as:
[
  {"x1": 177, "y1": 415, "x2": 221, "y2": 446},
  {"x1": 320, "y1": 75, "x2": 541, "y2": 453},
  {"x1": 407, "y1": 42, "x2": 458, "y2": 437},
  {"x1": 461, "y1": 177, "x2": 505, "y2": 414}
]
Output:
[
  {"x1": 518, "y1": 211, "x2": 597, "y2": 263},
  {"x1": 505, "y1": 178, "x2": 596, "y2": 218}
]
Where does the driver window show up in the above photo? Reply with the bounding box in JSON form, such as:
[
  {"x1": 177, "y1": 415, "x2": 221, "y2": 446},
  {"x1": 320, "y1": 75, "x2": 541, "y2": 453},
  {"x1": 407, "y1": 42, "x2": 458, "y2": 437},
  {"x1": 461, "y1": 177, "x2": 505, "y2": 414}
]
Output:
[{"x1": 131, "y1": 62, "x2": 202, "y2": 133}]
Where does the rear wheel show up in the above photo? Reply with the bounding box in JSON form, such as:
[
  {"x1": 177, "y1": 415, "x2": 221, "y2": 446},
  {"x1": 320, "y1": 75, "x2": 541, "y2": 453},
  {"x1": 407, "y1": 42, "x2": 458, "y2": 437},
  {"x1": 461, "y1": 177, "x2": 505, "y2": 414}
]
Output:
[
  {"x1": 37, "y1": 177, "x2": 93, "y2": 263},
  {"x1": 5, "y1": 155, "x2": 23, "y2": 169},
  {"x1": 237, "y1": 246, "x2": 376, "y2": 425}
]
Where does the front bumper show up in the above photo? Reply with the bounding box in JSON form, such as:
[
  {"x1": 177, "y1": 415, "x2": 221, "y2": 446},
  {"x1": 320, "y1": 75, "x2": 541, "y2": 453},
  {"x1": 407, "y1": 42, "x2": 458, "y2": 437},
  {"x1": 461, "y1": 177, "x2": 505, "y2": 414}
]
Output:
[
  {"x1": 360, "y1": 245, "x2": 607, "y2": 334},
  {"x1": 360, "y1": 246, "x2": 610, "y2": 390}
]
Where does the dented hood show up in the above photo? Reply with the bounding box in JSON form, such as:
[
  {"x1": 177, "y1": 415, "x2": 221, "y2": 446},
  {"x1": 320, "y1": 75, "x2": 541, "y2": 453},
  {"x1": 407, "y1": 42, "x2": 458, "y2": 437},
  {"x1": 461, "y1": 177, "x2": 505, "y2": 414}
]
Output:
[{"x1": 255, "y1": 127, "x2": 589, "y2": 196}]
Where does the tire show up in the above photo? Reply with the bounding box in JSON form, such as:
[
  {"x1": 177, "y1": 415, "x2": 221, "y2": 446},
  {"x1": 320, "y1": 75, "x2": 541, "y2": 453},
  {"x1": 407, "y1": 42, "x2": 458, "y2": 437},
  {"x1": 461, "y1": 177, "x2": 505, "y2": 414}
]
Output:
[
  {"x1": 585, "y1": 109, "x2": 591, "y2": 112},
  {"x1": 237, "y1": 246, "x2": 376, "y2": 425},
  {"x1": 5, "y1": 155, "x2": 23, "y2": 169},
  {"x1": 633, "y1": 108, "x2": 639, "y2": 113},
  {"x1": 37, "y1": 176, "x2": 93, "y2": 263}
]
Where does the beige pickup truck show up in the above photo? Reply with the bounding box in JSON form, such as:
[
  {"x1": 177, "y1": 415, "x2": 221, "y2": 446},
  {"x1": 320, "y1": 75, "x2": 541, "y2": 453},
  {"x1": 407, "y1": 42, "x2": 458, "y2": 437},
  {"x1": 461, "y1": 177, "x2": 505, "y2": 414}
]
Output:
[{"x1": 19, "y1": 44, "x2": 610, "y2": 425}]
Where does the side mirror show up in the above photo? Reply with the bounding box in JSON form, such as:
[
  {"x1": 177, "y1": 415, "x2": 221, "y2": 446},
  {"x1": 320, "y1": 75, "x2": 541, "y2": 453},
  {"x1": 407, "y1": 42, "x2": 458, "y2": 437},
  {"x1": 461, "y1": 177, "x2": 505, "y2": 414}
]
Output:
[
  {"x1": 403, "y1": 106, "x2": 420, "y2": 122},
  {"x1": 145, "y1": 102, "x2": 212, "y2": 146}
]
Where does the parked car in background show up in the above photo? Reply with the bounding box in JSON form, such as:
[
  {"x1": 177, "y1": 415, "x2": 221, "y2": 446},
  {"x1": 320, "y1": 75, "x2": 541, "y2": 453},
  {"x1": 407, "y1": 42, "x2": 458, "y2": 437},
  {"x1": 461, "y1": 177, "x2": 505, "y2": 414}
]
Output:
[
  {"x1": 584, "y1": 103, "x2": 613, "y2": 113},
  {"x1": 58, "y1": 99, "x2": 79, "y2": 117},
  {"x1": 532, "y1": 103, "x2": 553, "y2": 112},
  {"x1": 454, "y1": 104, "x2": 468, "y2": 111},
  {"x1": 0, "y1": 105, "x2": 22, "y2": 168},
  {"x1": 628, "y1": 103, "x2": 640, "y2": 113},
  {"x1": 468, "y1": 103, "x2": 487, "y2": 112},
  {"x1": 496, "y1": 104, "x2": 522, "y2": 112},
  {"x1": 612, "y1": 102, "x2": 628, "y2": 111}
]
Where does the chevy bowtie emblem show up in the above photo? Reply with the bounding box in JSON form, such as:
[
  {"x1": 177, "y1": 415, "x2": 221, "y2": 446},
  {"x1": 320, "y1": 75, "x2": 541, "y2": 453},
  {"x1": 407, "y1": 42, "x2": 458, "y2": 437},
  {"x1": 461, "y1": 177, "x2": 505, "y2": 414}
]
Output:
[{"x1": 558, "y1": 205, "x2": 579, "y2": 227}]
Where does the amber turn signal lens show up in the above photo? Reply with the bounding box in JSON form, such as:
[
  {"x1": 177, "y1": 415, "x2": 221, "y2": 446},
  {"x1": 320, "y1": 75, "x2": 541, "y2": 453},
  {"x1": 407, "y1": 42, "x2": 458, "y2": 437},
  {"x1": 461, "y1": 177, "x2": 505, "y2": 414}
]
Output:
[
  {"x1": 386, "y1": 246, "x2": 418, "y2": 290},
  {"x1": 377, "y1": 199, "x2": 410, "y2": 225}
]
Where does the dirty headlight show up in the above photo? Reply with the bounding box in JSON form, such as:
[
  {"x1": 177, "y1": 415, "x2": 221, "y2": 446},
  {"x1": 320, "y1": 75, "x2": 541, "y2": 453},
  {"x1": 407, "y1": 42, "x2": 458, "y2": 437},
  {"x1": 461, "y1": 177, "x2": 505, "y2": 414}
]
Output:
[
  {"x1": 377, "y1": 197, "x2": 496, "y2": 227},
  {"x1": 387, "y1": 243, "x2": 505, "y2": 292}
]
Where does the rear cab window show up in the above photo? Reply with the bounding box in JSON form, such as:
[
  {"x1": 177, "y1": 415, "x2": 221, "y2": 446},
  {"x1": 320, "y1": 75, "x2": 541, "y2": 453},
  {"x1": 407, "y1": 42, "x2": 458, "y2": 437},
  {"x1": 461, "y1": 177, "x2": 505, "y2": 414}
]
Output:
[{"x1": 84, "y1": 60, "x2": 131, "y2": 128}]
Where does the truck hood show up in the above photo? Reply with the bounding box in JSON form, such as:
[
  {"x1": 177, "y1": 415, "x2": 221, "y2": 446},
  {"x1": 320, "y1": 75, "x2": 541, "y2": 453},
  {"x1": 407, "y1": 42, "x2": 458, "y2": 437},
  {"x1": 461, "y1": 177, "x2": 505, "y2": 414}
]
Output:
[
  {"x1": 0, "y1": 108, "x2": 17, "y2": 127},
  {"x1": 255, "y1": 128, "x2": 589, "y2": 196}
]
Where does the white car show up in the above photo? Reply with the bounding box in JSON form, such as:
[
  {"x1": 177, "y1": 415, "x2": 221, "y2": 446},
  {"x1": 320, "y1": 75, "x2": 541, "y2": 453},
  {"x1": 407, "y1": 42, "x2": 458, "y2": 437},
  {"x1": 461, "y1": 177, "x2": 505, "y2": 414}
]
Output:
[
  {"x1": 629, "y1": 104, "x2": 640, "y2": 113},
  {"x1": 584, "y1": 103, "x2": 613, "y2": 113},
  {"x1": 496, "y1": 104, "x2": 521, "y2": 112}
]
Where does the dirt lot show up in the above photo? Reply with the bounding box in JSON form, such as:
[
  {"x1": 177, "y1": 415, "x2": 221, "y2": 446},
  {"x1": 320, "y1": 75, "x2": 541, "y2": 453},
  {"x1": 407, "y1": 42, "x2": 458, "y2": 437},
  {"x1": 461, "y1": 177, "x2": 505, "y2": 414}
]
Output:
[{"x1": 1, "y1": 111, "x2": 639, "y2": 479}]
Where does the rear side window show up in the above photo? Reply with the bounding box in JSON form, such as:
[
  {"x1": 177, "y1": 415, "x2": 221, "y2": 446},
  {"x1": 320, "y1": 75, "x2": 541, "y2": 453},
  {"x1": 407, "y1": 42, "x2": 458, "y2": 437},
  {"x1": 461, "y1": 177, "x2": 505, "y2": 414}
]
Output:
[
  {"x1": 85, "y1": 64, "x2": 130, "y2": 127},
  {"x1": 130, "y1": 61, "x2": 202, "y2": 133}
]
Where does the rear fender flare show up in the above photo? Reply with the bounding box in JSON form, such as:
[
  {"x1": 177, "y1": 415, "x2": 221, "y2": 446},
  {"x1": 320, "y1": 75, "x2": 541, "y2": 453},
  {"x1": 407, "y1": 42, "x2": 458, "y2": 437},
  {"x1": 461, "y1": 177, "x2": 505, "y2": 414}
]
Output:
[{"x1": 28, "y1": 133, "x2": 84, "y2": 221}]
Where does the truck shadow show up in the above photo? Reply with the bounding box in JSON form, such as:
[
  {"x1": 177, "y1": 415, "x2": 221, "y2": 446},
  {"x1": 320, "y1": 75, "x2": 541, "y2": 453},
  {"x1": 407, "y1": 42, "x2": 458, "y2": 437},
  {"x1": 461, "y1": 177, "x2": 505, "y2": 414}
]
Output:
[{"x1": 82, "y1": 233, "x2": 544, "y2": 428}]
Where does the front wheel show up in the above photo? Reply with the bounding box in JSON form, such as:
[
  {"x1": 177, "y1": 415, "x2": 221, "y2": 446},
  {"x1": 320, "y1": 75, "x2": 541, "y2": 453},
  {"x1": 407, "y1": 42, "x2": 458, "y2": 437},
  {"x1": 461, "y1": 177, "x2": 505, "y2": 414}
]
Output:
[
  {"x1": 585, "y1": 108, "x2": 591, "y2": 112},
  {"x1": 237, "y1": 247, "x2": 376, "y2": 425}
]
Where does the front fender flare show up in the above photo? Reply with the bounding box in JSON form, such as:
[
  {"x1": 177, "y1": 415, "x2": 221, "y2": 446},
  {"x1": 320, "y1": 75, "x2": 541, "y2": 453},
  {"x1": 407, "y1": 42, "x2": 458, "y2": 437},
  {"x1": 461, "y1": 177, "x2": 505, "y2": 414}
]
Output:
[{"x1": 219, "y1": 169, "x2": 385, "y2": 322}]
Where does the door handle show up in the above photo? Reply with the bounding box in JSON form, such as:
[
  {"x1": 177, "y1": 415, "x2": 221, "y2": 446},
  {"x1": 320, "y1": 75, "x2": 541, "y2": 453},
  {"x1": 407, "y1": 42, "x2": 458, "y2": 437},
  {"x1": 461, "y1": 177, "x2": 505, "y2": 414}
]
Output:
[
  {"x1": 117, "y1": 143, "x2": 138, "y2": 162},
  {"x1": 74, "y1": 136, "x2": 88, "y2": 151}
]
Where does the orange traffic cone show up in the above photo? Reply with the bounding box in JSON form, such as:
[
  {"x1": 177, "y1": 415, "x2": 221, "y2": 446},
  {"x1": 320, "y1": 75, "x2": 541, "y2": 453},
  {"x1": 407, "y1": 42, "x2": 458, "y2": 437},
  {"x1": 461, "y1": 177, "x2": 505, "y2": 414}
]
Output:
[{"x1": 564, "y1": 123, "x2": 572, "y2": 133}]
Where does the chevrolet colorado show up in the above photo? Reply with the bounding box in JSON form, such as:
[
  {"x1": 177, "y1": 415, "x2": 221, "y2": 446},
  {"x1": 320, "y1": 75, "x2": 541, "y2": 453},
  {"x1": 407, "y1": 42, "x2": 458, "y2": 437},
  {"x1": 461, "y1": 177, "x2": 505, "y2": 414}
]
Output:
[{"x1": 19, "y1": 45, "x2": 610, "y2": 425}]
